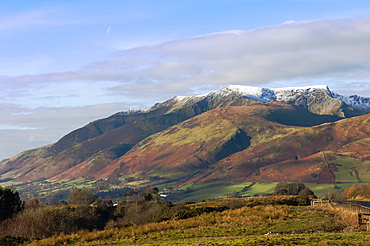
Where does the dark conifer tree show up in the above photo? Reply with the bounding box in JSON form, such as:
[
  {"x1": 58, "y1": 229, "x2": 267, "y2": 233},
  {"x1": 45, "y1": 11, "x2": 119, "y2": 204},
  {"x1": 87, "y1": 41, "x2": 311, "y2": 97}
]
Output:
[{"x1": 0, "y1": 187, "x2": 24, "y2": 221}]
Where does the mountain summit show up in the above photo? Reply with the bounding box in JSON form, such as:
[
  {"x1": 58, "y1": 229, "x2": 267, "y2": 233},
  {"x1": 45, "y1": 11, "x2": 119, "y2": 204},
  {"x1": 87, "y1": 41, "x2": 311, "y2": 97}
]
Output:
[
  {"x1": 226, "y1": 84, "x2": 370, "y2": 111},
  {"x1": 170, "y1": 85, "x2": 369, "y2": 117},
  {"x1": 1, "y1": 85, "x2": 370, "y2": 199}
]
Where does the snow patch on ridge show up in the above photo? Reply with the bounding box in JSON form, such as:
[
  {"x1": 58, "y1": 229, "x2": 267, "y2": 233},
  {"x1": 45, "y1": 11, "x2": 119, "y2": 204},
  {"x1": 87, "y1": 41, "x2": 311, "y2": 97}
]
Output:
[
  {"x1": 114, "y1": 109, "x2": 144, "y2": 116},
  {"x1": 209, "y1": 85, "x2": 370, "y2": 111},
  {"x1": 148, "y1": 85, "x2": 370, "y2": 113},
  {"x1": 221, "y1": 85, "x2": 276, "y2": 102},
  {"x1": 220, "y1": 85, "x2": 332, "y2": 103},
  {"x1": 329, "y1": 90, "x2": 370, "y2": 111},
  {"x1": 173, "y1": 93, "x2": 207, "y2": 102}
]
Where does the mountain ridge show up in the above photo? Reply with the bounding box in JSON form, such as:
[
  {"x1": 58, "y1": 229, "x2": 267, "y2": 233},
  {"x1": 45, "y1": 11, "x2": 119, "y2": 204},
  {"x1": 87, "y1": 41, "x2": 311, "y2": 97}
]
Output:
[
  {"x1": 51, "y1": 84, "x2": 370, "y2": 156},
  {"x1": 1, "y1": 85, "x2": 369, "y2": 199},
  {"x1": 109, "y1": 85, "x2": 370, "y2": 116},
  {"x1": 155, "y1": 84, "x2": 370, "y2": 114}
]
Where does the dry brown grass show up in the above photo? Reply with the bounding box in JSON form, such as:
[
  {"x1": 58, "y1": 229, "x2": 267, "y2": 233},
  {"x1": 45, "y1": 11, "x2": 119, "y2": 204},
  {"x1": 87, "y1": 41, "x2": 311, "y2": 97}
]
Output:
[
  {"x1": 327, "y1": 204, "x2": 360, "y2": 228},
  {"x1": 12, "y1": 196, "x2": 359, "y2": 246},
  {"x1": 25, "y1": 200, "x2": 353, "y2": 246}
]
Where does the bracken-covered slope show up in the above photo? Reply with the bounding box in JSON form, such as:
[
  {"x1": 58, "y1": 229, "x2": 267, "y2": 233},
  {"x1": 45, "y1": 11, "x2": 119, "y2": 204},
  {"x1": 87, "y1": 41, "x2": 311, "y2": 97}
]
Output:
[
  {"x1": 0, "y1": 87, "x2": 265, "y2": 182},
  {"x1": 94, "y1": 101, "x2": 344, "y2": 183},
  {"x1": 188, "y1": 113, "x2": 370, "y2": 184},
  {"x1": 89, "y1": 103, "x2": 369, "y2": 186},
  {"x1": 0, "y1": 85, "x2": 369, "y2": 186}
]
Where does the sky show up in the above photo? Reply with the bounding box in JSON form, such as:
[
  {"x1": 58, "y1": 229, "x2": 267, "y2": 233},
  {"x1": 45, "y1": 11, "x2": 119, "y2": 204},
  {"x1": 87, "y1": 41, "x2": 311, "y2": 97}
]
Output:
[{"x1": 1, "y1": 0, "x2": 370, "y2": 160}]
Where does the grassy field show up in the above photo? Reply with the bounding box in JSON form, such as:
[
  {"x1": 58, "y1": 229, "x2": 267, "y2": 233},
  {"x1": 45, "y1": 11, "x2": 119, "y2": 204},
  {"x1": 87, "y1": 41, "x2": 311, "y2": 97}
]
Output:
[
  {"x1": 0, "y1": 174, "x2": 363, "y2": 206},
  {"x1": 239, "y1": 182, "x2": 277, "y2": 197},
  {"x1": 304, "y1": 183, "x2": 353, "y2": 198},
  {"x1": 24, "y1": 196, "x2": 365, "y2": 246},
  {"x1": 176, "y1": 182, "x2": 278, "y2": 202},
  {"x1": 177, "y1": 182, "x2": 252, "y2": 202}
]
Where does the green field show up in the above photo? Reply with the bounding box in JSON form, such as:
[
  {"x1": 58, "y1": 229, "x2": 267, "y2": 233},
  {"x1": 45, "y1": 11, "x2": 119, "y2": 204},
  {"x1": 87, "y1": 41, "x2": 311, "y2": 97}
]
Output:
[
  {"x1": 0, "y1": 174, "x2": 361, "y2": 204},
  {"x1": 176, "y1": 182, "x2": 279, "y2": 202},
  {"x1": 176, "y1": 182, "x2": 345, "y2": 202},
  {"x1": 5, "y1": 181, "x2": 353, "y2": 205},
  {"x1": 239, "y1": 182, "x2": 277, "y2": 197}
]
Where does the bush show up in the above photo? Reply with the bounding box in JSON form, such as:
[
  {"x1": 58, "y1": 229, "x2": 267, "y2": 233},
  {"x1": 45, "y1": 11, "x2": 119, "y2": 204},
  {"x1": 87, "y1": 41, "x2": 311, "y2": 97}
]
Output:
[
  {"x1": 0, "y1": 235, "x2": 26, "y2": 246},
  {"x1": 121, "y1": 200, "x2": 171, "y2": 225},
  {"x1": 0, "y1": 205, "x2": 115, "y2": 239},
  {"x1": 69, "y1": 188, "x2": 98, "y2": 205},
  {"x1": 2, "y1": 206, "x2": 74, "y2": 239}
]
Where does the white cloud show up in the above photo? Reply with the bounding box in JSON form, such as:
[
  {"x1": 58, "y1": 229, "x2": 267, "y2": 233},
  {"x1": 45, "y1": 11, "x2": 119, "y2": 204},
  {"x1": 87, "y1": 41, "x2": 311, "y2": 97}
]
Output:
[{"x1": 5, "y1": 17, "x2": 370, "y2": 93}]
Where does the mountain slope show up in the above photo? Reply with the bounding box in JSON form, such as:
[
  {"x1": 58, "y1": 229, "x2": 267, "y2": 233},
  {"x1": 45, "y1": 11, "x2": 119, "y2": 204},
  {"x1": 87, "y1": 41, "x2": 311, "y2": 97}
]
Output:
[
  {"x1": 0, "y1": 85, "x2": 369, "y2": 187},
  {"x1": 47, "y1": 85, "x2": 370, "y2": 155},
  {"x1": 0, "y1": 90, "x2": 263, "y2": 182},
  {"x1": 188, "y1": 113, "x2": 370, "y2": 184},
  {"x1": 81, "y1": 101, "x2": 344, "y2": 183}
]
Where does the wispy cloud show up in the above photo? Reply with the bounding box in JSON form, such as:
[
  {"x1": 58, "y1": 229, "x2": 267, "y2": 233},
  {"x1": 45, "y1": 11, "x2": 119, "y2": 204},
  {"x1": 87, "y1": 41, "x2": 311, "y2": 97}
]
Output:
[{"x1": 0, "y1": 9, "x2": 85, "y2": 32}]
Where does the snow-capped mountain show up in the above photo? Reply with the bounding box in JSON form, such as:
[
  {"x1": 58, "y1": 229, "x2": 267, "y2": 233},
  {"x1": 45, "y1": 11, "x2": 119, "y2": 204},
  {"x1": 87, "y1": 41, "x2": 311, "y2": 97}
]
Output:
[
  {"x1": 116, "y1": 85, "x2": 370, "y2": 118},
  {"x1": 143, "y1": 85, "x2": 370, "y2": 118},
  {"x1": 328, "y1": 90, "x2": 370, "y2": 111},
  {"x1": 187, "y1": 85, "x2": 370, "y2": 111}
]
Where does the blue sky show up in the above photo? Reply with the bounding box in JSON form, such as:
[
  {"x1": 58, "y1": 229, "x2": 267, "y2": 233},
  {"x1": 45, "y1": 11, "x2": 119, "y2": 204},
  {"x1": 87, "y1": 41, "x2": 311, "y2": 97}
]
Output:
[{"x1": 1, "y1": 0, "x2": 370, "y2": 160}]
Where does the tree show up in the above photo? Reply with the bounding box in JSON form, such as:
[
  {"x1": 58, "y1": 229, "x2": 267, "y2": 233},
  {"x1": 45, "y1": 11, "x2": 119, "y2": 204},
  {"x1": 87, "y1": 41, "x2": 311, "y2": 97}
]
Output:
[
  {"x1": 343, "y1": 183, "x2": 370, "y2": 200},
  {"x1": 141, "y1": 187, "x2": 160, "y2": 202},
  {"x1": 25, "y1": 197, "x2": 41, "y2": 208},
  {"x1": 0, "y1": 187, "x2": 24, "y2": 221},
  {"x1": 69, "y1": 188, "x2": 98, "y2": 205},
  {"x1": 273, "y1": 183, "x2": 316, "y2": 198}
]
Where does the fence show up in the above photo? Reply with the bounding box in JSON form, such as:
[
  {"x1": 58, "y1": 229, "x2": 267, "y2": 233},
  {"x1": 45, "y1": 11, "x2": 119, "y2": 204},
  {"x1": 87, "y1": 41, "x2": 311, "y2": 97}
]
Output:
[
  {"x1": 331, "y1": 201, "x2": 370, "y2": 230},
  {"x1": 310, "y1": 199, "x2": 331, "y2": 206},
  {"x1": 331, "y1": 201, "x2": 370, "y2": 214}
]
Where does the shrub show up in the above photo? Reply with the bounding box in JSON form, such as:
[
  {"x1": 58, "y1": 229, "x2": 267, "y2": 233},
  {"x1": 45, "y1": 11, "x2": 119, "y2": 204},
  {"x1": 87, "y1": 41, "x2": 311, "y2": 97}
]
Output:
[
  {"x1": 2, "y1": 206, "x2": 74, "y2": 239},
  {"x1": 122, "y1": 200, "x2": 170, "y2": 225},
  {"x1": 69, "y1": 188, "x2": 98, "y2": 205},
  {"x1": 0, "y1": 235, "x2": 27, "y2": 246},
  {"x1": 25, "y1": 197, "x2": 41, "y2": 208},
  {"x1": 0, "y1": 205, "x2": 115, "y2": 239}
]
